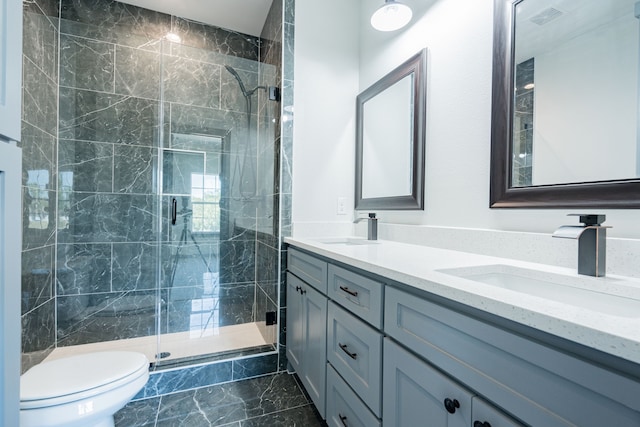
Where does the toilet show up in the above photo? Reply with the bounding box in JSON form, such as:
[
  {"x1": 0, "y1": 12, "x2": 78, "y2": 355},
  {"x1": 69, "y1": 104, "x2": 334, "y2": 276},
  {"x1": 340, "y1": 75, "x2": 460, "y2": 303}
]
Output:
[{"x1": 20, "y1": 351, "x2": 149, "y2": 427}]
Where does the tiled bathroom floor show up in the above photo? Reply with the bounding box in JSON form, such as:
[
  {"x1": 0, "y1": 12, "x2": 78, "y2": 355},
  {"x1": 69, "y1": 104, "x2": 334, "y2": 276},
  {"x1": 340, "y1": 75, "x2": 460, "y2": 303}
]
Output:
[{"x1": 115, "y1": 372, "x2": 326, "y2": 426}]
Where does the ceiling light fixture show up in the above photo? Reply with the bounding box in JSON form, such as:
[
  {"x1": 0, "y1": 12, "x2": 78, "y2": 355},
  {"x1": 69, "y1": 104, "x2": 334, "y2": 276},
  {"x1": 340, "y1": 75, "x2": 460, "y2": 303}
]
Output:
[{"x1": 371, "y1": 0, "x2": 413, "y2": 32}]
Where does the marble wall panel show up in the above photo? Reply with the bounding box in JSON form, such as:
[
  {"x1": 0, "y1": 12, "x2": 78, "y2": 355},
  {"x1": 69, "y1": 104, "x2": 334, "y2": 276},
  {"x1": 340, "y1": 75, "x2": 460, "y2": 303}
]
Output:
[
  {"x1": 163, "y1": 56, "x2": 221, "y2": 109},
  {"x1": 168, "y1": 103, "x2": 245, "y2": 142},
  {"x1": 22, "y1": 56, "x2": 58, "y2": 136},
  {"x1": 60, "y1": 0, "x2": 171, "y2": 46},
  {"x1": 56, "y1": 243, "x2": 111, "y2": 295},
  {"x1": 216, "y1": 283, "x2": 256, "y2": 326},
  {"x1": 256, "y1": 242, "x2": 278, "y2": 303},
  {"x1": 60, "y1": 34, "x2": 115, "y2": 92},
  {"x1": 23, "y1": 0, "x2": 59, "y2": 18},
  {"x1": 112, "y1": 243, "x2": 158, "y2": 292},
  {"x1": 59, "y1": 87, "x2": 160, "y2": 145},
  {"x1": 278, "y1": 307, "x2": 287, "y2": 371},
  {"x1": 21, "y1": 246, "x2": 54, "y2": 314},
  {"x1": 113, "y1": 145, "x2": 156, "y2": 194},
  {"x1": 58, "y1": 139, "x2": 113, "y2": 193},
  {"x1": 173, "y1": 18, "x2": 260, "y2": 61},
  {"x1": 23, "y1": 11, "x2": 58, "y2": 81},
  {"x1": 63, "y1": 193, "x2": 157, "y2": 243},
  {"x1": 22, "y1": 186, "x2": 56, "y2": 250},
  {"x1": 21, "y1": 299, "x2": 55, "y2": 353},
  {"x1": 21, "y1": 121, "x2": 56, "y2": 189},
  {"x1": 219, "y1": 237, "x2": 256, "y2": 285},
  {"x1": 57, "y1": 291, "x2": 158, "y2": 346},
  {"x1": 114, "y1": 45, "x2": 161, "y2": 99}
]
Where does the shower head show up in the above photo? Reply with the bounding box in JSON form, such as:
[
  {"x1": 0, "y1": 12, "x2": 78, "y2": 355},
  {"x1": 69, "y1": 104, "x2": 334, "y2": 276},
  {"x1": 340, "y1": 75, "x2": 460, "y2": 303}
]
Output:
[
  {"x1": 225, "y1": 65, "x2": 249, "y2": 97},
  {"x1": 225, "y1": 65, "x2": 268, "y2": 98}
]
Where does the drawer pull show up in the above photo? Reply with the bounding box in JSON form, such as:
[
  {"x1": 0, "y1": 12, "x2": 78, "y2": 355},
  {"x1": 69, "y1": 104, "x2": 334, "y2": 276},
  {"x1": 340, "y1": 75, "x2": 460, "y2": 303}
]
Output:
[
  {"x1": 444, "y1": 398, "x2": 460, "y2": 414},
  {"x1": 339, "y1": 285, "x2": 358, "y2": 297},
  {"x1": 339, "y1": 413, "x2": 348, "y2": 426},
  {"x1": 339, "y1": 343, "x2": 357, "y2": 360},
  {"x1": 295, "y1": 285, "x2": 306, "y2": 294},
  {"x1": 473, "y1": 422, "x2": 491, "y2": 427}
]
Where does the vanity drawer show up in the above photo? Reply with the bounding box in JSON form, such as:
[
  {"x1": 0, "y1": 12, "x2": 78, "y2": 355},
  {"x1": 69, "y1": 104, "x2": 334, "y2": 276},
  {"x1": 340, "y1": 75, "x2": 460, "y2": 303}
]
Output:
[
  {"x1": 384, "y1": 286, "x2": 640, "y2": 427},
  {"x1": 326, "y1": 365, "x2": 380, "y2": 427},
  {"x1": 327, "y1": 302, "x2": 382, "y2": 417},
  {"x1": 287, "y1": 248, "x2": 328, "y2": 293},
  {"x1": 328, "y1": 264, "x2": 383, "y2": 328}
]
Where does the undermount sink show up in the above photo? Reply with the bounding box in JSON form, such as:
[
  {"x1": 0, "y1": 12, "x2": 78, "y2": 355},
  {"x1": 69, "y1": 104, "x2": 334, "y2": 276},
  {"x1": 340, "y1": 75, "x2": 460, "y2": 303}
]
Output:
[
  {"x1": 438, "y1": 264, "x2": 640, "y2": 318},
  {"x1": 315, "y1": 237, "x2": 381, "y2": 246}
]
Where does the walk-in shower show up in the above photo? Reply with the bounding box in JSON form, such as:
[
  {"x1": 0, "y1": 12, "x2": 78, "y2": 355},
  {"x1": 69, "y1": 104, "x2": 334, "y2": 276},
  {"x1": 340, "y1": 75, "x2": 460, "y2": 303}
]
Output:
[{"x1": 20, "y1": 0, "x2": 285, "y2": 374}]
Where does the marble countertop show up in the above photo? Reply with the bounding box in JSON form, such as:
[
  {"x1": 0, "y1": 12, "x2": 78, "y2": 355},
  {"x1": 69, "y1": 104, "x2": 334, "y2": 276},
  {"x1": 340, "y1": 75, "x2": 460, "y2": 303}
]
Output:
[{"x1": 285, "y1": 236, "x2": 640, "y2": 365}]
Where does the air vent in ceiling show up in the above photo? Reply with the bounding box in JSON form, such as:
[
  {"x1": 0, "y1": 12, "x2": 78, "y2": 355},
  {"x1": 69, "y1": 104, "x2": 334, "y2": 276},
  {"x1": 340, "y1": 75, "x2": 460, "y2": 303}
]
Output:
[{"x1": 530, "y1": 7, "x2": 563, "y2": 26}]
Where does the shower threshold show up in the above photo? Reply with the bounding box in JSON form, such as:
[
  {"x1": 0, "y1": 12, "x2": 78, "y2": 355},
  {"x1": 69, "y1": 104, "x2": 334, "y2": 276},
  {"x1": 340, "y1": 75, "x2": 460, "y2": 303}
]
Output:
[{"x1": 44, "y1": 322, "x2": 270, "y2": 367}]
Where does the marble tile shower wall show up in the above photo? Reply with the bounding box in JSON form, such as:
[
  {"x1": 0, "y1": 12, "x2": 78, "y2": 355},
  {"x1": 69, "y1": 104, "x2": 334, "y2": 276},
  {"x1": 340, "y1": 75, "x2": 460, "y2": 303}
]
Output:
[
  {"x1": 20, "y1": 0, "x2": 60, "y2": 372},
  {"x1": 54, "y1": 0, "x2": 272, "y2": 349}
]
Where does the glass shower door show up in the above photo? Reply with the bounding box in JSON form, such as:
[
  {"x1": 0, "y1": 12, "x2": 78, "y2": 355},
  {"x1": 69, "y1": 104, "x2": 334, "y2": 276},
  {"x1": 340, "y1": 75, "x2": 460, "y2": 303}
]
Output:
[{"x1": 155, "y1": 39, "x2": 277, "y2": 366}]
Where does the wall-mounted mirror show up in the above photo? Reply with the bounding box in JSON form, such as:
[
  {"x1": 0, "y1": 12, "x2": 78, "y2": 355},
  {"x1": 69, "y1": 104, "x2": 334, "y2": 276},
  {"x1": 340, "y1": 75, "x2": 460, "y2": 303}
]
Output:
[
  {"x1": 355, "y1": 48, "x2": 427, "y2": 210},
  {"x1": 491, "y1": 0, "x2": 640, "y2": 208}
]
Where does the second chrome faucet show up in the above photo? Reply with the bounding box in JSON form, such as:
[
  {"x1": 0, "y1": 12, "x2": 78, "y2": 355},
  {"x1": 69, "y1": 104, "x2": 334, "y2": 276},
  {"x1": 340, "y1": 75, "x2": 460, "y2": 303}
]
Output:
[{"x1": 354, "y1": 212, "x2": 378, "y2": 241}]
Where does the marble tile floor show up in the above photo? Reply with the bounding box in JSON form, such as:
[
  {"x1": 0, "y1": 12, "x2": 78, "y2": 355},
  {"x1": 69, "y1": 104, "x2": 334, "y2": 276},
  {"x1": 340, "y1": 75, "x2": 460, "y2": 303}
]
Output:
[
  {"x1": 44, "y1": 322, "x2": 269, "y2": 365},
  {"x1": 115, "y1": 372, "x2": 326, "y2": 426}
]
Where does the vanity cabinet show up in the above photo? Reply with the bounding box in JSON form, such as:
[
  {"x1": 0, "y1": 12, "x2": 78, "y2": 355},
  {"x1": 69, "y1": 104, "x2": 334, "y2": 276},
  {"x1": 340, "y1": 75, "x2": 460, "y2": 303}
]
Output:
[
  {"x1": 0, "y1": 0, "x2": 22, "y2": 142},
  {"x1": 384, "y1": 338, "x2": 522, "y2": 427},
  {"x1": 385, "y1": 286, "x2": 640, "y2": 427},
  {"x1": 286, "y1": 243, "x2": 640, "y2": 427},
  {"x1": 286, "y1": 248, "x2": 328, "y2": 418}
]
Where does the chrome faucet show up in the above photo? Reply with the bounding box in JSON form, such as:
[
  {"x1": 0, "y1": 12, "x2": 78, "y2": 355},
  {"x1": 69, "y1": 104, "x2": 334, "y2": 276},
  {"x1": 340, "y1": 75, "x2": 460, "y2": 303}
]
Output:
[
  {"x1": 354, "y1": 212, "x2": 378, "y2": 241},
  {"x1": 552, "y1": 214, "x2": 611, "y2": 277}
]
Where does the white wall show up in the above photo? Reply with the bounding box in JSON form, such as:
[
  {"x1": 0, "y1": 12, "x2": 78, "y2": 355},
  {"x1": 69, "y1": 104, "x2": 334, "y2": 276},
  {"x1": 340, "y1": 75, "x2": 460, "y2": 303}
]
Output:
[
  {"x1": 293, "y1": 0, "x2": 640, "y2": 253},
  {"x1": 292, "y1": 0, "x2": 360, "y2": 236}
]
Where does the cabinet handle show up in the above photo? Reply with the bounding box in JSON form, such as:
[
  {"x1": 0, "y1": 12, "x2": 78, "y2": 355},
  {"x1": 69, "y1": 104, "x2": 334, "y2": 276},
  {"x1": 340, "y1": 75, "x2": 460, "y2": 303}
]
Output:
[
  {"x1": 339, "y1": 343, "x2": 357, "y2": 359},
  {"x1": 339, "y1": 413, "x2": 348, "y2": 426},
  {"x1": 473, "y1": 422, "x2": 492, "y2": 427},
  {"x1": 444, "y1": 398, "x2": 460, "y2": 414},
  {"x1": 339, "y1": 285, "x2": 358, "y2": 297},
  {"x1": 295, "y1": 285, "x2": 302, "y2": 293}
]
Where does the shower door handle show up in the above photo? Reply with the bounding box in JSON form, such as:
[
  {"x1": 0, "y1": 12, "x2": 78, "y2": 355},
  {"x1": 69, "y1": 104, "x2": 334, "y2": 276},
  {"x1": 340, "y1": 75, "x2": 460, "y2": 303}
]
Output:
[{"x1": 171, "y1": 198, "x2": 177, "y2": 225}]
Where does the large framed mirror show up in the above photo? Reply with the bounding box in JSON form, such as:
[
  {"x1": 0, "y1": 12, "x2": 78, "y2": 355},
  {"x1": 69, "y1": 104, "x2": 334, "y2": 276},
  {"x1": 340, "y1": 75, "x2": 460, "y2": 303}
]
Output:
[
  {"x1": 491, "y1": 0, "x2": 640, "y2": 208},
  {"x1": 355, "y1": 48, "x2": 427, "y2": 210}
]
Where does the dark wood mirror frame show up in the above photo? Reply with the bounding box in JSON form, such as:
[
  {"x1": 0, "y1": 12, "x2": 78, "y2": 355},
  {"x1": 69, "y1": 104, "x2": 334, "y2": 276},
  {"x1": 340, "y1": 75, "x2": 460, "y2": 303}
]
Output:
[
  {"x1": 355, "y1": 48, "x2": 427, "y2": 211},
  {"x1": 490, "y1": 0, "x2": 640, "y2": 209}
]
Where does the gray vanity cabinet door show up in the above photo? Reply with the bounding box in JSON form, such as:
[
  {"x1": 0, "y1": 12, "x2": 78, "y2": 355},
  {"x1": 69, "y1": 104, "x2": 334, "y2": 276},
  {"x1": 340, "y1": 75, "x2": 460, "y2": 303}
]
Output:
[
  {"x1": 286, "y1": 273, "x2": 304, "y2": 372},
  {"x1": 286, "y1": 271, "x2": 328, "y2": 418},
  {"x1": 383, "y1": 338, "x2": 473, "y2": 427},
  {"x1": 301, "y1": 283, "x2": 328, "y2": 418},
  {"x1": 472, "y1": 397, "x2": 525, "y2": 427}
]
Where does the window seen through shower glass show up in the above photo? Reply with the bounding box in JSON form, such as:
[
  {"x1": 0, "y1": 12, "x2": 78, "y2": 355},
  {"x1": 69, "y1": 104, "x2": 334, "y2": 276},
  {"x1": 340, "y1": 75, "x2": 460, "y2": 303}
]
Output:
[{"x1": 191, "y1": 173, "x2": 220, "y2": 233}]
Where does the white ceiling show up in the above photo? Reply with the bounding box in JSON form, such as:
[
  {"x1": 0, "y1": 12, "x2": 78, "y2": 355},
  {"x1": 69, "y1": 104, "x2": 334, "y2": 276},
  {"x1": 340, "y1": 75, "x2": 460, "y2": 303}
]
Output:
[{"x1": 116, "y1": 0, "x2": 274, "y2": 37}]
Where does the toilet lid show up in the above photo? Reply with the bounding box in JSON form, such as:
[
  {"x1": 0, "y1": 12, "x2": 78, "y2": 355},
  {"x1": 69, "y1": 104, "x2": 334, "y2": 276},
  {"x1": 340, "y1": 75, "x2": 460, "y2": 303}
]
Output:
[{"x1": 21, "y1": 351, "x2": 149, "y2": 402}]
